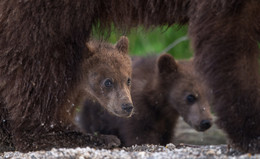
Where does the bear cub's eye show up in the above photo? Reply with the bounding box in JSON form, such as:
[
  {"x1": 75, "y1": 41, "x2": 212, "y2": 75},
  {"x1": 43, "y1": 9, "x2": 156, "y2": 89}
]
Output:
[
  {"x1": 127, "y1": 78, "x2": 131, "y2": 86},
  {"x1": 186, "y1": 94, "x2": 197, "y2": 104},
  {"x1": 104, "y1": 79, "x2": 113, "y2": 87}
]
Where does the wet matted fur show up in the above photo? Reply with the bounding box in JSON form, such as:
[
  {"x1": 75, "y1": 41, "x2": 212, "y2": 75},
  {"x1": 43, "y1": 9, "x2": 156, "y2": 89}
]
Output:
[{"x1": 0, "y1": 0, "x2": 259, "y2": 153}]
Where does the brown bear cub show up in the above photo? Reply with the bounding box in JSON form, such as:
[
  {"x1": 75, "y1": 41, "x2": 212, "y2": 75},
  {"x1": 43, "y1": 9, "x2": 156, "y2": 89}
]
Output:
[
  {"x1": 79, "y1": 54, "x2": 213, "y2": 146},
  {"x1": 65, "y1": 36, "x2": 134, "y2": 125},
  {"x1": 60, "y1": 36, "x2": 134, "y2": 141}
]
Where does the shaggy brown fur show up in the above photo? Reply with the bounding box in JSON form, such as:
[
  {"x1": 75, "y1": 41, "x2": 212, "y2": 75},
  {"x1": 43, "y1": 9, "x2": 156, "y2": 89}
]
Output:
[
  {"x1": 79, "y1": 54, "x2": 213, "y2": 146},
  {"x1": 0, "y1": 0, "x2": 259, "y2": 153}
]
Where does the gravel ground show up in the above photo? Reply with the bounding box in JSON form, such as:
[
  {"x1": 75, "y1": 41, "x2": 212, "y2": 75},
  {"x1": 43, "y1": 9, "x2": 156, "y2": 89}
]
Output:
[
  {"x1": 1, "y1": 144, "x2": 260, "y2": 159},
  {"x1": 1, "y1": 117, "x2": 257, "y2": 159}
]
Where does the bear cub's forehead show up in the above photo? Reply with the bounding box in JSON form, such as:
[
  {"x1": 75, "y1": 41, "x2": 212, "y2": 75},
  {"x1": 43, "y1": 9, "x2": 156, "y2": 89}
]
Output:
[{"x1": 94, "y1": 64, "x2": 131, "y2": 80}]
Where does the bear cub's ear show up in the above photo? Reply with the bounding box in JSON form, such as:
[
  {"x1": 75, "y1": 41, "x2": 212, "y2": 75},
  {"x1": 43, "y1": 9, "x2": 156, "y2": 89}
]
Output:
[
  {"x1": 157, "y1": 53, "x2": 178, "y2": 74},
  {"x1": 86, "y1": 41, "x2": 96, "y2": 53},
  {"x1": 85, "y1": 41, "x2": 96, "y2": 58},
  {"x1": 115, "y1": 36, "x2": 129, "y2": 54}
]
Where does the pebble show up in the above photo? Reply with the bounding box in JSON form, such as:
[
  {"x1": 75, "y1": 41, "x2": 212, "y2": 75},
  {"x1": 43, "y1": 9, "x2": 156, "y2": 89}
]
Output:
[
  {"x1": 166, "y1": 143, "x2": 176, "y2": 150},
  {"x1": 206, "y1": 149, "x2": 215, "y2": 155}
]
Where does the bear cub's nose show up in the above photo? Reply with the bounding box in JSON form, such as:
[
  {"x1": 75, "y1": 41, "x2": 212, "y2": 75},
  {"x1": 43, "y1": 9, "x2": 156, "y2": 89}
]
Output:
[
  {"x1": 199, "y1": 120, "x2": 212, "y2": 131},
  {"x1": 121, "y1": 103, "x2": 134, "y2": 113}
]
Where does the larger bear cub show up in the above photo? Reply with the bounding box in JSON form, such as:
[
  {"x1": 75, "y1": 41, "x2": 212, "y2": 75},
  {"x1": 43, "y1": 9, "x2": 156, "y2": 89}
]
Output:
[
  {"x1": 64, "y1": 36, "x2": 134, "y2": 127},
  {"x1": 79, "y1": 54, "x2": 213, "y2": 146}
]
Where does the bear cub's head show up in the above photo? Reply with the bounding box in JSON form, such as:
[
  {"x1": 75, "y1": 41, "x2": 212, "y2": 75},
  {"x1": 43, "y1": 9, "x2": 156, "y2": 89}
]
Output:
[
  {"x1": 157, "y1": 54, "x2": 212, "y2": 131},
  {"x1": 82, "y1": 36, "x2": 133, "y2": 117}
]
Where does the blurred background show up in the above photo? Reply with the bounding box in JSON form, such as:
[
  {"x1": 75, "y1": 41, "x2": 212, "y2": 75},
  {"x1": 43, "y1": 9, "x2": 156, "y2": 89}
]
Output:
[{"x1": 93, "y1": 25, "x2": 193, "y2": 59}]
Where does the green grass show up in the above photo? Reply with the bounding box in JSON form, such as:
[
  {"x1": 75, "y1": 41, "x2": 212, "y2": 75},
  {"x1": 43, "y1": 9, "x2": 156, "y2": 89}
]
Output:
[{"x1": 93, "y1": 25, "x2": 193, "y2": 60}]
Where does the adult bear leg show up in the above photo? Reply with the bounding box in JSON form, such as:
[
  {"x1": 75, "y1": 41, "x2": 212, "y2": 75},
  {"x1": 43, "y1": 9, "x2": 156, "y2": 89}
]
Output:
[
  {"x1": 0, "y1": 0, "x2": 121, "y2": 152},
  {"x1": 189, "y1": 1, "x2": 260, "y2": 153}
]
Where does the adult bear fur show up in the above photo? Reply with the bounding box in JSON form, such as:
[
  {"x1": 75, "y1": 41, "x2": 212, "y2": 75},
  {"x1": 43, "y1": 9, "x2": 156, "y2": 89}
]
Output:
[{"x1": 0, "y1": 0, "x2": 260, "y2": 153}]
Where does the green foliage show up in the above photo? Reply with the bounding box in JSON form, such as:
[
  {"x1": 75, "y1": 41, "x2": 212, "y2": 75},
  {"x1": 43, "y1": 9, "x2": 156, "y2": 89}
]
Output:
[{"x1": 93, "y1": 25, "x2": 193, "y2": 60}]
